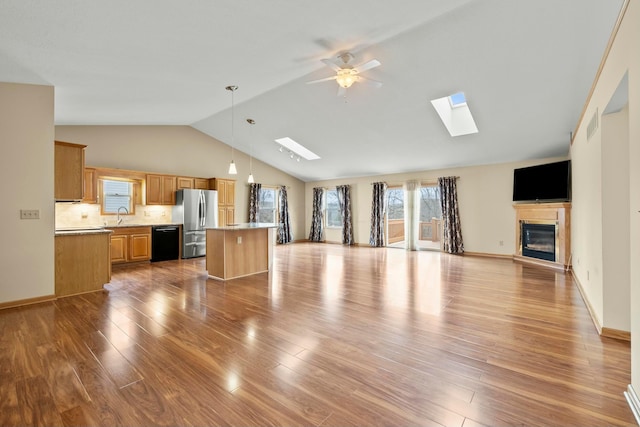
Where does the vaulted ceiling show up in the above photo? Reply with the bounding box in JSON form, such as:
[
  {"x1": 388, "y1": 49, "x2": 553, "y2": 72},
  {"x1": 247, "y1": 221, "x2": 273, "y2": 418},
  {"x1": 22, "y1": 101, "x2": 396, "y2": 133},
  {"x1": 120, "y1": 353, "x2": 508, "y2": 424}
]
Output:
[{"x1": 0, "y1": 0, "x2": 623, "y2": 181}]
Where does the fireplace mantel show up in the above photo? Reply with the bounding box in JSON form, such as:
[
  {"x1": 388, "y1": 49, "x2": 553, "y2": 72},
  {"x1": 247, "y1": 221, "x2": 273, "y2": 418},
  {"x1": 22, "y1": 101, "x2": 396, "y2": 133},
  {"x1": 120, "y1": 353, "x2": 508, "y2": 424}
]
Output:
[{"x1": 513, "y1": 202, "x2": 571, "y2": 271}]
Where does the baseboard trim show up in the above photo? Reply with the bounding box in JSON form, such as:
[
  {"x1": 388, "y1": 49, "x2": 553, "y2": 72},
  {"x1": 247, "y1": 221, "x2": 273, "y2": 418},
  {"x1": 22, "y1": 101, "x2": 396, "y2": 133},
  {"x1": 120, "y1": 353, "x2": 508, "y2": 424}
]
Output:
[
  {"x1": 0, "y1": 294, "x2": 57, "y2": 311},
  {"x1": 572, "y1": 274, "x2": 603, "y2": 335},
  {"x1": 624, "y1": 384, "x2": 640, "y2": 425},
  {"x1": 463, "y1": 251, "x2": 512, "y2": 260},
  {"x1": 602, "y1": 327, "x2": 631, "y2": 342}
]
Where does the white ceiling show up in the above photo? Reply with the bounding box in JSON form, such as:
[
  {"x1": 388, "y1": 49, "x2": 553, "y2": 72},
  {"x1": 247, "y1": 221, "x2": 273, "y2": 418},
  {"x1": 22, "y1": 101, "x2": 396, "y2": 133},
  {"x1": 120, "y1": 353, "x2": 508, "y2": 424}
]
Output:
[{"x1": 0, "y1": 0, "x2": 623, "y2": 182}]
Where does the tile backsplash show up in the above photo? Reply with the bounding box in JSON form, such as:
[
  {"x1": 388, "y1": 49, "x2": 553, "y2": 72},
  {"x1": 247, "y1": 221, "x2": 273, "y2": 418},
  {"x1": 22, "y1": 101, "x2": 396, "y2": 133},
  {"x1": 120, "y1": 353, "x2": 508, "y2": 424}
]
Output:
[{"x1": 55, "y1": 203, "x2": 174, "y2": 228}]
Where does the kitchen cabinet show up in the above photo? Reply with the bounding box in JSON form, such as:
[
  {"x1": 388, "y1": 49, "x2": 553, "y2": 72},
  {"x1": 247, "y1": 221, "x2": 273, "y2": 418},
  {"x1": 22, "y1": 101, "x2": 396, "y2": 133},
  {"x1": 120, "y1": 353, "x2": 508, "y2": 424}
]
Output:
[
  {"x1": 82, "y1": 167, "x2": 98, "y2": 203},
  {"x1": 177, "y1": 177, "x2": 210, "y2": 190},
  {"x1": 146, "y1": 174, "x2": 177, "y2": 205},
  {"x1": 55, "y1": 231, "x2": 111, "y2": 296},
  {"x1": 194, "y1": 178, "x2": 209, "y2": 189},
  {"x1": 177, "y1": 177, "x2": 194, "y2": 189},
  {"x1": 211, "y1": 178, "x2": 236, "y2": 226},
  {"x1": 55, "y1": 141, "x2": 86, "y2": 201},
  {"x1": 107, "y1": 226, "x2": 152, "y2": 264}
]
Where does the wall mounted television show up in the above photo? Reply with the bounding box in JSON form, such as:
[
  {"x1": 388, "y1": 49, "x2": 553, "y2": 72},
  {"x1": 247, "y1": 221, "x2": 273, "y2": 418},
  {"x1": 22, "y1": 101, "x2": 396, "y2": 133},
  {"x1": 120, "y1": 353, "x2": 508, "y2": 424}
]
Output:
[{"x1": 512, "y1": 160, "x2": 571, "y2": 202}]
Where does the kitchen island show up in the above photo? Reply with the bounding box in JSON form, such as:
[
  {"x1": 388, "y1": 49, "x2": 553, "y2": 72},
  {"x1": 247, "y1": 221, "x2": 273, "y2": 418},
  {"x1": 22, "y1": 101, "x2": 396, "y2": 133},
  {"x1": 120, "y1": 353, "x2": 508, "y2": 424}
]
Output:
[
  {"x1": 55, "y1": 228, "x2": 112, "y2": 297},
  {"x1": 206, "y1": 223, "x2": 278, "y2": 280}
]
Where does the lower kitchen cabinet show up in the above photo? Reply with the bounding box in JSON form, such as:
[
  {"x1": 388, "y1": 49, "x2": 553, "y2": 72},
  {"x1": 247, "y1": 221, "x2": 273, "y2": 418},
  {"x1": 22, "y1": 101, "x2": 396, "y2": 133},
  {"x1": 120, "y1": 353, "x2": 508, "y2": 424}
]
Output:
[
  {"x1": 107, "y1": 226, "x2": 152, "y2": 264},
  {"x1": 55, "y1": 231, "x2": 111, "y2": 297}
]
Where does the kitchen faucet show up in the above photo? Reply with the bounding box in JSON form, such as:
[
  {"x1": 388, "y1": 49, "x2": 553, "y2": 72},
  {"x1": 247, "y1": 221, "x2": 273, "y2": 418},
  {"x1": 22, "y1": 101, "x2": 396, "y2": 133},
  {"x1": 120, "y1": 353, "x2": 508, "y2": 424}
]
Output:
[{"x1": 117, "y1": 206, "x2": 129, "y2": 225}]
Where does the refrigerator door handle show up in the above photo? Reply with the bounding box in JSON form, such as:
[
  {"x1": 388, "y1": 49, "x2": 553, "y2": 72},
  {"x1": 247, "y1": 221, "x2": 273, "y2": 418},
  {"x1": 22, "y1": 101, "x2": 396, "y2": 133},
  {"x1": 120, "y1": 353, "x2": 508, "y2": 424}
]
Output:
[{"x1": 200, "y1": 191, "x2": 206, "y2": 228}]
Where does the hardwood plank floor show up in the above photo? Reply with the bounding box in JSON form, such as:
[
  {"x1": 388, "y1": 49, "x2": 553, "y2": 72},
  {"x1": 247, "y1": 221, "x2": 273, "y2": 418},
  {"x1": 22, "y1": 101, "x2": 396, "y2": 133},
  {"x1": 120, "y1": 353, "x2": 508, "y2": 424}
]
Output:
[{"x1": 0, "y1": 243, "x2": 634, "y2": 426}]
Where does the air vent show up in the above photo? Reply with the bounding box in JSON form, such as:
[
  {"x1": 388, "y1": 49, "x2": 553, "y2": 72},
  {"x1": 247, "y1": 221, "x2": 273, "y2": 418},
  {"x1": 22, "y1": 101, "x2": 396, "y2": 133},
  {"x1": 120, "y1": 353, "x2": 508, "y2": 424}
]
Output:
[{"x1": 587, "y1": 109, "x2": 599, "y2": 140}]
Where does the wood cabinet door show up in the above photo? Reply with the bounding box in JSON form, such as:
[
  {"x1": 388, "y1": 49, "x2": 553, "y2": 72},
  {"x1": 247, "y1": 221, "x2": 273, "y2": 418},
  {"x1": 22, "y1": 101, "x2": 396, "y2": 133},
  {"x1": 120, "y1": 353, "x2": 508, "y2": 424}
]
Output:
[
  {"x1": 82, "y1": 168, "x2": 97, "y2": 203},
  {"x1": 146, "y1": 174, "x2": 163, "y2": 205},
  {"x1": 110, "y1": 235, "x2": 127, "y2": 263},
  {"x1": 218, "y1": 207, "x2": 227, "y2": 227},
  {"x1": 55, "y1": 141, "x2": 85, "y2": 201},
  {"x1": 129, "y1": 233, "x2": 151, "y2": 261},
  {"x1": 162, "y1": 176, "x2": 177, "y2": 205},
  {"x1": 225, "y1": 207, "x2": 235, "y2": 226},
  {"x1": 225, "y1": 180, "x2": 236, "y2": 206},
  {"x1": 216, "y1": 179, "x2": 227, "y2": 203},
  {"x1": 177, "y1": 177, "x2": 194, "y2": 189},
  {"x1": 194, "y1": 178, "x2": 209, "y2": 190}
]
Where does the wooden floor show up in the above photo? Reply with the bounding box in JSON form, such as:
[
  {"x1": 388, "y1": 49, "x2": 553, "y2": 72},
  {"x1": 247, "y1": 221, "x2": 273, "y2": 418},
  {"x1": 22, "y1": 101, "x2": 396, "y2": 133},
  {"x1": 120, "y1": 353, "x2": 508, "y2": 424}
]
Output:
[{"x1": 0, "y1": 243, "x2": 634, "y2": 426}]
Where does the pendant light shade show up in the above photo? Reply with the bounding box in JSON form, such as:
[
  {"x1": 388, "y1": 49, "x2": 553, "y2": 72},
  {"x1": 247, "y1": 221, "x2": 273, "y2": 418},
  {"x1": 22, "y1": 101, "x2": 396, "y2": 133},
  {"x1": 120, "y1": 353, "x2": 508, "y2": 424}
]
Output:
[
  {"x1": 248, "y1": 173, "x2": 255, "y2": 183},
  {"x1": 226, "y1": 85, "x2": 238, "y2": 175},
  {"x1": 228, "y1": 160, "x2": 237, "y2": 175}
]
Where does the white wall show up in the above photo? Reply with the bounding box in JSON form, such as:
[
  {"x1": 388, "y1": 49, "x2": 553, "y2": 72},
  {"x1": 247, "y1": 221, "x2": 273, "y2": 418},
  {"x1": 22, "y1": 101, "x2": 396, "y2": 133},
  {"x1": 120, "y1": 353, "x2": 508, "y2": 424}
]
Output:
[
  {"x1": 0, "y1": 82, "x2": 55, "y2": 304},
  {"x1": 305, "y1": 156, "x2": 568, "y2": 254},
  {"x1": 602, "y1": 106, "x2": 630, "y2": 331},
  {"x1": 570, "y1": 0, "x2": 640, "y2": 389},
  {"x1": 54, "y1": 126, "x2": 306, "y2": 240}
]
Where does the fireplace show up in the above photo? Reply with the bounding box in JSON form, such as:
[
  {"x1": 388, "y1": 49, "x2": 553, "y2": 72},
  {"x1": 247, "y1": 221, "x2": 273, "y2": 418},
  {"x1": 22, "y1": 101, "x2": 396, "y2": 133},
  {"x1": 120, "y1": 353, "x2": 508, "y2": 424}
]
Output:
[
  {"x1": 521, "y1": 221, "x2": 557, "y2": 262},
  {"x1": 513, "y1": 203, "x2": 570, "y2": 270}
]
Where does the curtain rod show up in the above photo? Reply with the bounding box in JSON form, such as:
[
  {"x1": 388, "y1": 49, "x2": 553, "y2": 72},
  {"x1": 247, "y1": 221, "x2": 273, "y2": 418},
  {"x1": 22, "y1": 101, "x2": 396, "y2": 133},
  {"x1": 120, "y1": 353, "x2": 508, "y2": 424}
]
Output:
[{"x1": 370, "y1": 176, "x2": 459, "y2": 184}]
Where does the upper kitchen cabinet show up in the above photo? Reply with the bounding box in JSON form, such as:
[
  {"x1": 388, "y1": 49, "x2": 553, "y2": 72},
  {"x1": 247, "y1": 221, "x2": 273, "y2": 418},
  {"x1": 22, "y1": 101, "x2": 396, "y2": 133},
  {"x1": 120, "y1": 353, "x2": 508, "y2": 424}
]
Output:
[
  {"x1": 82, "y1": 167, "x2": 98, "y2": 204},
  {"x1": 211, "y1": 178, "x2": 236, "y2": 226},
  {"x1": 177, "y1": 177, "x2": 211, "y2": 190},
  {"x1": 146, "y1": 174, "x2": 176, "y2": 205},
  {"x1": 54, "y1": 141, "x2": 86, "y2": 201}
]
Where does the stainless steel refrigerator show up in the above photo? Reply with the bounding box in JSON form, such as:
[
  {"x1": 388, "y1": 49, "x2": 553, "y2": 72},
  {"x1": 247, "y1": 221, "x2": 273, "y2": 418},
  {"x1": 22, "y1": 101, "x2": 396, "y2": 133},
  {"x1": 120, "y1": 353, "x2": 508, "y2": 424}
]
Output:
[{"x1": 173, "y1": 189, "x2": 218, "y2": 258}]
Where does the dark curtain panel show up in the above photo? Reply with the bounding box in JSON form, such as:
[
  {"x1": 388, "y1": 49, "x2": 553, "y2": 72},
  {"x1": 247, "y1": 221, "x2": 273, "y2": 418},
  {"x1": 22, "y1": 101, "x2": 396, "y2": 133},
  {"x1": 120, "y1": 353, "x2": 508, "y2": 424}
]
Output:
[
  {"x1": 336, "y1": 185, "x2": 354, "y2": 245},
  {"x1": 278, "y1": 185, "x2": 292, "y2": 244},
  {"x1": 309, "y1": 187, "x2": 324, "y2": 242},
  {"x1": 248, "y1": 183, "x2": 261, "y2": 223},
  {"x1": 369, "y1": 181, "x2": 387, "y2": 247},
  {"x1": 438, "y1": 176, "x2": 464, "y2": 254}
]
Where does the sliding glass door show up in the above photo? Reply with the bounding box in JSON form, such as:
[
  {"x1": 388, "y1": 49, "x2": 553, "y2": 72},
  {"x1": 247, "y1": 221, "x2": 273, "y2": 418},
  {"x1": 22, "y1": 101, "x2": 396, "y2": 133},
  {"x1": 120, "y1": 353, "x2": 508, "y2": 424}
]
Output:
[
  {"x1": 417, "y1": 185, "x2": 442, "y2": 251},
  {"x1": 386, "y1": 186, "x2": 404, "y2": 248}
]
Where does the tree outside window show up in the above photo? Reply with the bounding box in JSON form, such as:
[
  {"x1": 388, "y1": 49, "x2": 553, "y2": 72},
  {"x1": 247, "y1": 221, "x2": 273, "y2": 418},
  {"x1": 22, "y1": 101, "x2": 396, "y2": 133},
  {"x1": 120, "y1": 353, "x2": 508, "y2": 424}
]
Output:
[
  {"x1": 258, "y1": 187, "x2": 277, "y2": 223},
  {"x1": 326, "y1": 189, "x2": 342, "y2": 227}
]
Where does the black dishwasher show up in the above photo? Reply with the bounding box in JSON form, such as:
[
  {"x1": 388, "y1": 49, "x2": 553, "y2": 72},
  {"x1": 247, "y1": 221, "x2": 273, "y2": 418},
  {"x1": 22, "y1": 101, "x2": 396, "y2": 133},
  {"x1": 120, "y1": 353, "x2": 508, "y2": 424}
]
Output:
[{"x1": 151, "y1": 226, "x2": 180, "y2": 262}]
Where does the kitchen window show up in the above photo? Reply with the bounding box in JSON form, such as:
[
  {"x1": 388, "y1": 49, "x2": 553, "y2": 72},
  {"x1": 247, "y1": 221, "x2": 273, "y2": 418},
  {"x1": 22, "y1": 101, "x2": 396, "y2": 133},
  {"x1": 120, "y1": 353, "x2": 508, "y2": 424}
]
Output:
[
  {"x1": 258, "y1": 186, "x2": 278, "y2": 223},
  {"x1": 325, "y1": 188, "x2": 342, "y2": 228},
  {"x1": 101, "y1": 179, "x2": 134, "y2": 214}
]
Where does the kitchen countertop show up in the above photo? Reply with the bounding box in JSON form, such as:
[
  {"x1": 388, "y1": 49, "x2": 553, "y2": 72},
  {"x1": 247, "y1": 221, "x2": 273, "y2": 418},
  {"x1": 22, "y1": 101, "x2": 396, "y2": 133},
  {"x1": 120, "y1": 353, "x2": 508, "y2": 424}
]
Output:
[
  {"x1": 55, "y1": 223, "x2": 182, "y2": 235},
  {"x1": 55, "y1": 227, "x2": 113, "y2": 236}
]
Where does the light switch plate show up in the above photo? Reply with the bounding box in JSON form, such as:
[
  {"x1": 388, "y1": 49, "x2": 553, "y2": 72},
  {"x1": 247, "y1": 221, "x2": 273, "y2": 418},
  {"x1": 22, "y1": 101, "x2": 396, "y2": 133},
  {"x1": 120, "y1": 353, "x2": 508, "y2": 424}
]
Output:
[
  {"x1": 20, "y1": 209, "x2": 40, "y2": 219},
  {"x1": 237, "y1": 236, "x2": 242, "y2": 244}
]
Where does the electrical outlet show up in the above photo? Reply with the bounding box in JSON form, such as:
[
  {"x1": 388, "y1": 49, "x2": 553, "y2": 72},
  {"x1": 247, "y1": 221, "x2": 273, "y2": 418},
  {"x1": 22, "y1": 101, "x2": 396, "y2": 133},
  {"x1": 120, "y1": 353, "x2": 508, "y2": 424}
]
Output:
[
  {"x1": 161, "y1": 211, "x2": 166, "y2": 216},
  {"x1": 237, "y1": 236, "x2": 242, "y2": 244},
  {"x1": 20, "y1": 209, "x2": 39, "y2": 219},
  {"x1": 499, "y1": 240, "x2": 504, "y2": 246},
  {"x1": 81, "y1": 211, "x2": 88, "y2": 218},
  {"x1": 144, "y1": 211, "x2": 150, "y2": 216}
]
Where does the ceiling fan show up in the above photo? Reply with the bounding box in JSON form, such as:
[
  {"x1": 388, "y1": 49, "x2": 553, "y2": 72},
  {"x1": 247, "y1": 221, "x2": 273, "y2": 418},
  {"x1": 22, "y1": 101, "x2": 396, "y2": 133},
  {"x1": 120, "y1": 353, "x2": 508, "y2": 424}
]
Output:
[{"x1": 307, "y1": 52, "x2": 382, "y2": 96}]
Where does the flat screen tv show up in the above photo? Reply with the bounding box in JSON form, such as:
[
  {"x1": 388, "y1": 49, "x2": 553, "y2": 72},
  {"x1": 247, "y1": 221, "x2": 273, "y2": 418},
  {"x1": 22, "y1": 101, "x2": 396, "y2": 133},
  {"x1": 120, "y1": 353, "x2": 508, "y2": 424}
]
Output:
[{"x1": 513, "y1": 160, "x2": 571, "y2": 202}]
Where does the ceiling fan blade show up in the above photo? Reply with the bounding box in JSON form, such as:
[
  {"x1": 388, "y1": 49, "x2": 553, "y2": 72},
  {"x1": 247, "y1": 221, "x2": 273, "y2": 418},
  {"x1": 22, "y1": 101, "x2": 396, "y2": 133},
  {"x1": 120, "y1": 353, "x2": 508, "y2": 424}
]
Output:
[
  {"x1": 337, "y1": 85, "x2": 347, "y2": 97},
  {"x1": 352, "y1": 59, "x2": 381, "y2": 74},
  {"x1": 358, "y1": 76, "x2": 383, "y2": 88},
  {"x1": 306, "y1": 75, "x2": 337, "y2": 85},
  {"x1": 321, "y1": 58, "x2": 343, "y2": 72}
]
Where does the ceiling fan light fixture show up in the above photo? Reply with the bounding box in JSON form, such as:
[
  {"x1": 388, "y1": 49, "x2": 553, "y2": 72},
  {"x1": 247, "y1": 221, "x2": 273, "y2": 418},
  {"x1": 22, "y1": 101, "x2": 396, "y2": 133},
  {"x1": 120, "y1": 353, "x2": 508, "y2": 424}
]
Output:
[{"x1": 336, "y1": 69, "x2": 357, "y2": 88}]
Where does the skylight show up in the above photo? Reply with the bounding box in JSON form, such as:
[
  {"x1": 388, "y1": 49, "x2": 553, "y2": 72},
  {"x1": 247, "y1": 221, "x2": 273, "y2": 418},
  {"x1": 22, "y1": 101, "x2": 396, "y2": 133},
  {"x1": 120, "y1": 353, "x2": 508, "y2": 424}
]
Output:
[
  {"x1": 274, "y1": 137, "x2": 321, "y2": 160},
  {"x1": 431, "y1": 92, "x2": 478, "y2": 137}
]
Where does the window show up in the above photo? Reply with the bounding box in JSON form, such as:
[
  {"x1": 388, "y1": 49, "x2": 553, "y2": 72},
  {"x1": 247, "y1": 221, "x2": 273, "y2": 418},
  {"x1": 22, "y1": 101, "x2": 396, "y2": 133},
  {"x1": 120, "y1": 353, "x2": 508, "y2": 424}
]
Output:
[
  {"x1": 386, "y1": 187, "x2": 404, "y2": 220},
  {"x1": 258, "y1": 187, "x2": 277, "y2": 223},
  {"x1": 326, "y1": 189, "x2": 342, "y2": 228},
  {"x1": 102, "y1": 179, "x2": 134, "y2": 214}
]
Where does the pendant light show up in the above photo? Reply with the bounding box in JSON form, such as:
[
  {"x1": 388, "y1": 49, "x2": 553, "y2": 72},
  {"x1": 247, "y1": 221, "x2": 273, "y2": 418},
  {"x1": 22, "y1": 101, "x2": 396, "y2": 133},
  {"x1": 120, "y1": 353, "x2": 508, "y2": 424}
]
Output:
[
  {"x1": 226, "y1": 85, "x2": 238, "y2": 175},
  {"x1": 246, "y1": 118, "x2": 255, "y2": 183}
]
